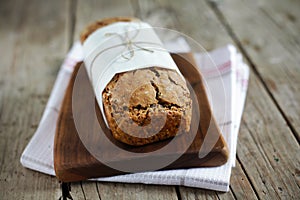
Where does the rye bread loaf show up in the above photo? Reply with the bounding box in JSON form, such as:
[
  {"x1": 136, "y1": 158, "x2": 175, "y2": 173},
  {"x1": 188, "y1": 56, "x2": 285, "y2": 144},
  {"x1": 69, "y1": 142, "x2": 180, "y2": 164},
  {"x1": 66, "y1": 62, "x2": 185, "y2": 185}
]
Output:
[{"x1": 80, "y1": 17, "x2": 192, "y2": 146}]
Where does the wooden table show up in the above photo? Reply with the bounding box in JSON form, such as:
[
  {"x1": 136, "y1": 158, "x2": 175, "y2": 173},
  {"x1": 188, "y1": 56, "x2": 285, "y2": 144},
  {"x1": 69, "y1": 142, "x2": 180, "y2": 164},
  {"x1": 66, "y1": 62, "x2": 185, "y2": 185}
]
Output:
[{"x1": 0, "y1": 0, "x2": 299, "y2": 199}]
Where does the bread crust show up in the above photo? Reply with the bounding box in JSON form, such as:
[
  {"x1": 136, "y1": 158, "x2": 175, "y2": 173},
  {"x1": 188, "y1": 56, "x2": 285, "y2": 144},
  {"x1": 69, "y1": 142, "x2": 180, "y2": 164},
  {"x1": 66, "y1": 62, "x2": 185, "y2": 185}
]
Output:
[{"x1": 81, "y1": 17, "x2": 192, "y2": 146}]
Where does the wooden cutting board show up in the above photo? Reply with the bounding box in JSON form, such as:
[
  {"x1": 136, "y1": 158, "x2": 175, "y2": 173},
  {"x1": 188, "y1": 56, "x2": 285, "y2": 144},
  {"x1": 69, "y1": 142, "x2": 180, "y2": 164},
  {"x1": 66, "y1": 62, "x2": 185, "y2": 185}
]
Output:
[{"x1": 54, "y1": 53, "x2": 229, "y2": 182}]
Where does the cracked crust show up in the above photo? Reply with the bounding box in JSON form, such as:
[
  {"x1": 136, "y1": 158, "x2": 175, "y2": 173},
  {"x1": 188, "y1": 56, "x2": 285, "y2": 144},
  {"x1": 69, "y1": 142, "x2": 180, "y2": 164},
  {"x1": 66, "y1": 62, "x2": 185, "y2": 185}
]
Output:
[
  {"x1": 102, "y1": 67, "x2": 192, "y2": 146},
  {"x1": 81, "y1": 18, "x2": 192, "y2": 146}
]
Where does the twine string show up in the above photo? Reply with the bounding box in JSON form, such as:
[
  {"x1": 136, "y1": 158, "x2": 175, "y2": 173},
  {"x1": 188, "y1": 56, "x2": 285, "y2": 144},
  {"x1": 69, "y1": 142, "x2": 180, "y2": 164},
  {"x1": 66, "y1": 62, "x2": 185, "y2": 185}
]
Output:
[
  {"x1": 88, "y1": 23, "x2": 162, "y2": 82},
  {"x1": 104, "y1": 24, "x2": 154, "y2": 60}
]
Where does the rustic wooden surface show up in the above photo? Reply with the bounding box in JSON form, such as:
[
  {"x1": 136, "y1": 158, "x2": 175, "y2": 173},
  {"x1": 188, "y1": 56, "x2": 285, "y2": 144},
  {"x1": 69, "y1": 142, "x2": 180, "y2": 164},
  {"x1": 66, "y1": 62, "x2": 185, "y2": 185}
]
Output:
[{"x1": 0, "y1": 0, "x2": 299, "y2": 199}]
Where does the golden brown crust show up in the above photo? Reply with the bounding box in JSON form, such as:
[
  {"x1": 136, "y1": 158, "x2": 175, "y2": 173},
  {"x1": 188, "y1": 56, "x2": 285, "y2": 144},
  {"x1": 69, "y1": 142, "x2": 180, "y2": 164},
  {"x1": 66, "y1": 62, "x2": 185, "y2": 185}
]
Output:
[
  {"x1": 81, "y1": 18, "x2": 192, "y2": 146},
  {"x1": 102, "y1": 67, "x2": 192, "y2": 146}
]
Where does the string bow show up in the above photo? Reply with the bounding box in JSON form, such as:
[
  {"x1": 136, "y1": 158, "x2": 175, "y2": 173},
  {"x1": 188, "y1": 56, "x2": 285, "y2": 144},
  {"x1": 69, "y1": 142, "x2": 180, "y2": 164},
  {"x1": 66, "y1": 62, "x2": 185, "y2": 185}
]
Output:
[{"x1": 104, "y1": 24, "x2": 154, "y2": 60}]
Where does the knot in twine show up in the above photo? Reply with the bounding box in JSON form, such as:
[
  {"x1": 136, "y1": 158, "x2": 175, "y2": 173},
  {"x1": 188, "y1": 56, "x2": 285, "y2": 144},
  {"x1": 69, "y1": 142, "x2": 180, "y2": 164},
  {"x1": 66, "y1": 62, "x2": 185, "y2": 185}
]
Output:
[
  {"x1": 104, "y1": 24, "x2": 155, "y2": 60},
  {"x1": 88, "y1": 23, "x2": 162, "y2": 83}
]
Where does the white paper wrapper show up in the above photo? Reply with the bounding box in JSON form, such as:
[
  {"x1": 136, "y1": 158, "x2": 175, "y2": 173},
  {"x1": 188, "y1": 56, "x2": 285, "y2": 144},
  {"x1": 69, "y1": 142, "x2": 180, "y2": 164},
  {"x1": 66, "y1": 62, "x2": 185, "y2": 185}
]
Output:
[{"x1": 82, "y1": 22, "x2": 184, "y2": 126}]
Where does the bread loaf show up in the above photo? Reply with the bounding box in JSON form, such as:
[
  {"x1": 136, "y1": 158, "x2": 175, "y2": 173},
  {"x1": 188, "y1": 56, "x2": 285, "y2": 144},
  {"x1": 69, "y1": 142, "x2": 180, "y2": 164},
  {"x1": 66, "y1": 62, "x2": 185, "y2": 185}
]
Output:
[{"x1": 80, "y1": 17, "x2": 192, "y2": 146}]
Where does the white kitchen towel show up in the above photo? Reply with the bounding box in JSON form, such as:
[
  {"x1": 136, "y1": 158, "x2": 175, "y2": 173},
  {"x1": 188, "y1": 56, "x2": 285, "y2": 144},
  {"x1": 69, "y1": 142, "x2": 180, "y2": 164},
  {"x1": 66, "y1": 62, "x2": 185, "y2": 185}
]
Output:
[{"x1": 20, "y1": 38, "x2": 249, "y2": 192}]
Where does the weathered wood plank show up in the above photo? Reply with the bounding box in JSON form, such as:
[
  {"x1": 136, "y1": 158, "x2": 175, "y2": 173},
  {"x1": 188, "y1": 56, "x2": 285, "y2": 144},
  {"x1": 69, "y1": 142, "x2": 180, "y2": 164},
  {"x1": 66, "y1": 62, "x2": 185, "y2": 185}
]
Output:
[
  {"x1": 98, "y1": 183, "x2": 178, "y2": 200},
  {"x1": 70, "y1": 182, "x2": 101, "y2": 200},
  {"x1": 0, "y1": 0, "x2": 69, "y2": 199},
  {"x1": 236, "y1": 73, "x2": 300, "y2": 199},
  {"x1": 69, "y1": 183, "x2": 86, "y2": 200},
  {"x1": 230, "y1": 162, "x2": 258, "y2": 199},
  {"x1": 207, "y1": 0, "x2": 300, "y2": 198},
  {"x1": 68, "y1": 182, "x2": 101, "y2": 200},
  {"x1": 73, "y1": 0, "x2": 179, "y2": 199},
  {"x1": 211, "y1": 0, "x2": 300, "y2": 142},
  {"x1": 171, "y1": 0, "x2": 300, "y2": 198},
  {"x1": 81, "y1": 182, "x2": 102, "y2": 200},
  {"x1": 257, "y1": 0, "x2": 300, "y2": 44},
  {"x1": 138, "y1": 0, "x2": 300, "y2": 198},
  {"x1": 179, "y1": 186, "x2": 235, "y2": 200},
  {"x1": 135, "y1": 0, "x2": 230, "y2": 51},
  {"x1": 74, "y1": 0, "x2": 135, "y2": 40},
  {"x1": 135, "y1": 0, "x2": 256, "y2": 198}
]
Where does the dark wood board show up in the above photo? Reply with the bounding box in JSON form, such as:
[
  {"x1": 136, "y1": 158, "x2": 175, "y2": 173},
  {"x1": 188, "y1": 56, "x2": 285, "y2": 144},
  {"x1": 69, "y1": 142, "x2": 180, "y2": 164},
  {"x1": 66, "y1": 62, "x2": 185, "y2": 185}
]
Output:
[{"x1": 54, "y1": 53, "x2": 229, "y2": 182}]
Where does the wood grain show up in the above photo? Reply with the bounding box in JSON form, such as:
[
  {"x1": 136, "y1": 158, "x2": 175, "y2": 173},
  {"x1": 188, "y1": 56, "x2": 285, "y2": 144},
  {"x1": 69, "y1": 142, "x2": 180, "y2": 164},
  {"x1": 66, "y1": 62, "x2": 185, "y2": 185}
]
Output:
[
  {"x1": 70, "y1": 182, "x2": 101, "y2": 200},
  {"x1": 0, "y1": 0, "x2": 69, "y2": 199},
  {"x1": 74, "y1": 0, "x2": 135, "y2": 41},
  {"x1": 208, "y1": 1, "x2": 300, "y2": 198},
  {"x1": 229, "y1": 162, "x2": 258, "y2": 199},
  {"x1": 1, "y1": 0, "x2": 299, "y2": 199},
  {"x1": 211, "y1": 0, "x2": 300, "y2": 142},
  {"x1": 135, "y1": 0, "x2": 257, "y2": 199},
  {"x1": 98, "y1": 183, "x2": 178, "y2": 200},
  {"x1": 258, "y1": 0, "x2": 300, "y2": 43},
  {"x1": 135, "y1": 0, "x2": 230, "y2": 51},
  {"x1": 178, "y1": 186, "x2": 236, "y2": 200},
  {"x1": 236, "y1": 73, "x2": 300, "y2": 199},
  {"x1": 137, "y1": 0, "x2": 300, "y2": 199}
]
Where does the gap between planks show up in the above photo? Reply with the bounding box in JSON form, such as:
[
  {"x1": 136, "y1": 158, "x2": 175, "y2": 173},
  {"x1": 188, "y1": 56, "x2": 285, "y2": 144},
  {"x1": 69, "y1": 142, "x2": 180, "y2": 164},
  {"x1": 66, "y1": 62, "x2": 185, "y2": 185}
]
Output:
[
  {"x1": 206, "y1": 0, "x2": 300, "y2": 144},
  {"x1": 132, "y1": 2, "x2": 238, "y2": 199},
  {"x1": 205, "y1": 0, "x2": 300, "y2": 144},
  {"x1": 206, "y1": 0, "x2": 299, "y2": 198}
]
